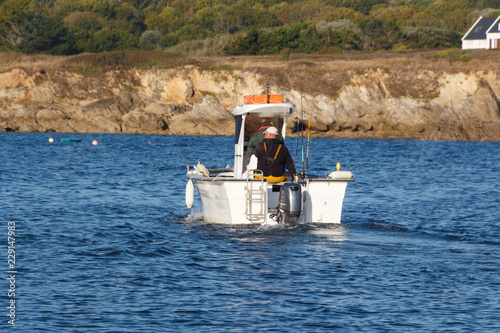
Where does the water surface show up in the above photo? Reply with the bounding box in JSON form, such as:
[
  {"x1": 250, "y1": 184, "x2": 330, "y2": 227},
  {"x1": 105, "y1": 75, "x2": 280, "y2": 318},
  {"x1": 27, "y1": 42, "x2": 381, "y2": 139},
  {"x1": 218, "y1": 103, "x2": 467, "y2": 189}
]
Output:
[{"x1": 1, "y1": 133, "x2": 499, "y2": 332}]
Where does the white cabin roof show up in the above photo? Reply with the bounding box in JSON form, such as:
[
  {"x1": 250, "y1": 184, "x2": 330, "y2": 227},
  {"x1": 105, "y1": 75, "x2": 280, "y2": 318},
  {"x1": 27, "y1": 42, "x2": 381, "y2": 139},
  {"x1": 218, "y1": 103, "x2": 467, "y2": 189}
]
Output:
[{"x1": 232, "y1": 103, "x2": 295, "y2": 117}]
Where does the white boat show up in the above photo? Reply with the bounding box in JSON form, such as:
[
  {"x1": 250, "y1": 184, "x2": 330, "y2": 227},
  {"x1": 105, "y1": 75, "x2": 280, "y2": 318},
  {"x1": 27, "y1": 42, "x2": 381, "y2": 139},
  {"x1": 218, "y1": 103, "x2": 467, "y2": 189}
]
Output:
[{"x1": 185, "y1": 92, "x2": 354, "y2": 225}]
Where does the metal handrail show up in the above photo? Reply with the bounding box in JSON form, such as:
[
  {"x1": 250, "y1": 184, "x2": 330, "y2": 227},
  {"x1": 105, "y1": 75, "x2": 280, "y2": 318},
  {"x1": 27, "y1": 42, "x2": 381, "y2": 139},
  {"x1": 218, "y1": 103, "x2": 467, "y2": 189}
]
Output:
[{"x1": 245, "y1": 169, "x2": 265, "y2": 221}]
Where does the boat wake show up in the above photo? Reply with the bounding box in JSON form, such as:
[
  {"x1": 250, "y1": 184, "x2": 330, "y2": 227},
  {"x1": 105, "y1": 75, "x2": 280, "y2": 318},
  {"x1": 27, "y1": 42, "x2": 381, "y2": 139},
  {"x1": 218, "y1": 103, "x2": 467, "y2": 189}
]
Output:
[{"x1": 182, "y1": 210, "x2": 205, "y2": 224}]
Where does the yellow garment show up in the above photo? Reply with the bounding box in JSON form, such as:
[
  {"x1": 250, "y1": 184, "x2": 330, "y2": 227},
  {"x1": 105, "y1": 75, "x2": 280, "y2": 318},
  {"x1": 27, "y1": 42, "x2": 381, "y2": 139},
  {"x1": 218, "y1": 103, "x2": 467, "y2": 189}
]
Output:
[
  {"x1": 264, "y1": 142, "x2": 282, "y2": 159},
  {"x1": 254, "y1": 174, "x2": 288, "y2": 183},
  {"x1": 256, "y1": 142, "x2": 286, "y2": 183}
]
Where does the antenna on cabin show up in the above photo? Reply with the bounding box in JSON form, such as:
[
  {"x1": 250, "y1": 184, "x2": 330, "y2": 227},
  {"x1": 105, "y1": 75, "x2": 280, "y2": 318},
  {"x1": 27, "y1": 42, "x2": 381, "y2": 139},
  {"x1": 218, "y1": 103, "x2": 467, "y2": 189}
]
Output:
[{"x1": 266, "y1": 84, "x2": 270, "y2": 104}]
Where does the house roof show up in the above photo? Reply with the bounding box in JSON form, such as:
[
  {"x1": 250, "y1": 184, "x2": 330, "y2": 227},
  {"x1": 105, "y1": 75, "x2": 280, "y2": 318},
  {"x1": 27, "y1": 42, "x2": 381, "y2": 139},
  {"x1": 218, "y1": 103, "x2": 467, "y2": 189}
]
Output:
[
  {"x1": 487, "y1": 17, "x2": 500, "y2": 33},
  {"x1": 463, "y1": 17, "x2": 497, "y2": 40}
]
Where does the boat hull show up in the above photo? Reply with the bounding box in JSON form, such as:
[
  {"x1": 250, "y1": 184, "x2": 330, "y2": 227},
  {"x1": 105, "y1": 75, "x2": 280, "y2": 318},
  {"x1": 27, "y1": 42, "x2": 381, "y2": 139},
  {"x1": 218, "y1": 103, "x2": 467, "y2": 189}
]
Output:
[{"x1": 192, "y1": 177, "x2": 353, "y2": 225}]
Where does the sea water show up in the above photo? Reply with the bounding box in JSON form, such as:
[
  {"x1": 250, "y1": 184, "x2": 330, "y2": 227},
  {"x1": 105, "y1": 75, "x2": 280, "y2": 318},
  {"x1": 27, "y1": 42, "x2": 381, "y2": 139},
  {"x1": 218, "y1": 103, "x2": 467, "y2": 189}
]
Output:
[{"x1": 1, "y1": 133, "x2": 499, "y2": 332}]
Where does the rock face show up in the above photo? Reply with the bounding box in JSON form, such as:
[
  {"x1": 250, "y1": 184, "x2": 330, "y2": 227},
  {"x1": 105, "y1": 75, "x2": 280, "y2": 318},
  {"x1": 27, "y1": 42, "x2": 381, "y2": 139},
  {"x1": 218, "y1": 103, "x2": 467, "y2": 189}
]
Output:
[{"x1": 0, "y1": 60, "x2": 499, "y2": 141}]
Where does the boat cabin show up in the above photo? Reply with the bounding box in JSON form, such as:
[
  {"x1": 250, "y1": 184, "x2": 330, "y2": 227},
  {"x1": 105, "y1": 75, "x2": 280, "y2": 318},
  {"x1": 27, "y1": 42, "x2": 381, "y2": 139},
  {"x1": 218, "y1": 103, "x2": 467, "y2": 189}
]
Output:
[{"x1": 232, "y1": 94, "x2": 294, "y2": 178}]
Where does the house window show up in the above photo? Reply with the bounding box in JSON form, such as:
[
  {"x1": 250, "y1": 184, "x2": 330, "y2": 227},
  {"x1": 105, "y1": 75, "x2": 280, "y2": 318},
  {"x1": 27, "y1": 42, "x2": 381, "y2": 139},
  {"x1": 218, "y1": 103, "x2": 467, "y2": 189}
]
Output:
[{"x1": 474, "y1": 26, "x2": 483, "y2": 33}]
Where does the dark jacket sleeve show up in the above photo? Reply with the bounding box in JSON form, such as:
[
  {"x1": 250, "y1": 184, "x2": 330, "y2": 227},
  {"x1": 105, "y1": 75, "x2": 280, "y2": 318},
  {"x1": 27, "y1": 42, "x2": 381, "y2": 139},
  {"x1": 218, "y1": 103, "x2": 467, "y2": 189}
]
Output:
[
  {"x1": 254, "y1": 142, "x2": 265, "y2": 159},
  {"x1": 282, "y1": 146, "x2": 297, "y2": 176}
]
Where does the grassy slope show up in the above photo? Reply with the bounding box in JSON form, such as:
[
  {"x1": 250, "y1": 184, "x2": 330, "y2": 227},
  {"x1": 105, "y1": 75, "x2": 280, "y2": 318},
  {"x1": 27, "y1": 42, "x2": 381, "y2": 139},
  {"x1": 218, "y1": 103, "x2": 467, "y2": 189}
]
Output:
[{"x1": 1, "y1": 48, "x2": 499, "y2": 100}]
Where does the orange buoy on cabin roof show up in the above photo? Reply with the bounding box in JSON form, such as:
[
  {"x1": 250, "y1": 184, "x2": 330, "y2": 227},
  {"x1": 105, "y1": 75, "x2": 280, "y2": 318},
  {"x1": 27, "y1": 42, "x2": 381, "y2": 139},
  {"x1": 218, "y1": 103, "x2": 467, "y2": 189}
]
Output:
[{"x1": 243, "y1": 94, "x2": 283, "y2": 105}]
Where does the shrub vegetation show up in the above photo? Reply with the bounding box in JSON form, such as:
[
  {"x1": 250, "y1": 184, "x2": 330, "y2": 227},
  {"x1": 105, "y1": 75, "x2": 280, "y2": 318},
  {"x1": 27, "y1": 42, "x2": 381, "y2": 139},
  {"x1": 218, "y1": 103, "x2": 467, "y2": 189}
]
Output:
[{"x1": 0, "y1": 0, "x2": 495, "y2": 56}]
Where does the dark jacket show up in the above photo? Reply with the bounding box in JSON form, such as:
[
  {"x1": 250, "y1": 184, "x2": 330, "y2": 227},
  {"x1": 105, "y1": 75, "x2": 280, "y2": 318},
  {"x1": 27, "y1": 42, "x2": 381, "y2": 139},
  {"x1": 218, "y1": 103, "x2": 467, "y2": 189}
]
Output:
[
  {"x1": 254, "y1": 138, "x2": 297, "y2": 177},
  {"x1": 246, "y1": 122, "x2": 283, "y2": 157}
]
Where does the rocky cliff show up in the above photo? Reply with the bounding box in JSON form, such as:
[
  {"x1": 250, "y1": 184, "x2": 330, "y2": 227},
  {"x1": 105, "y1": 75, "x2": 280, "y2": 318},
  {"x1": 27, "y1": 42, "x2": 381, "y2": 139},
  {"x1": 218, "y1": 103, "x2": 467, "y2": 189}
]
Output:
[{"x1": 1, "y1": 53, "x2": 499, "y2": 141}]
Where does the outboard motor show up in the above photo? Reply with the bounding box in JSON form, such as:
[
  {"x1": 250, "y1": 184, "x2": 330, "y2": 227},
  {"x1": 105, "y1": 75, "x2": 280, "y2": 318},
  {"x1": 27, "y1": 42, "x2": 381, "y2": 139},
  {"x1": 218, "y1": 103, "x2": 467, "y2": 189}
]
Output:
[{"x1": 277, "y1": 183, "x2": 302, "y2": 226}]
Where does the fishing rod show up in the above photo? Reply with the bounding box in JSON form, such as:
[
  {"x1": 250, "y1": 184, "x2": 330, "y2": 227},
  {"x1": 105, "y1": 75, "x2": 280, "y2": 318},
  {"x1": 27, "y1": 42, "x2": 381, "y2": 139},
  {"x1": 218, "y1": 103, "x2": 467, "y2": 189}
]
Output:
[
  {"x1": 300, "y1": 103, "x2": 305, "y2": 178},
  {"x1": 294, "y1": 82, "x2": 302, "y2": 165},
  {"x1": 305, "y1": 102, "x2": 312, "y2": 176}
]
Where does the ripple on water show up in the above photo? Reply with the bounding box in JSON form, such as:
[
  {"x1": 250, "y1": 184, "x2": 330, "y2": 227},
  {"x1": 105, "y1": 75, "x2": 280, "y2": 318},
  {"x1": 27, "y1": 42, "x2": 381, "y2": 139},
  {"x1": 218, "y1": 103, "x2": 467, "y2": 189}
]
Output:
[{"x1": 3, "y1": 134, "x2": 499, "y2": 332}]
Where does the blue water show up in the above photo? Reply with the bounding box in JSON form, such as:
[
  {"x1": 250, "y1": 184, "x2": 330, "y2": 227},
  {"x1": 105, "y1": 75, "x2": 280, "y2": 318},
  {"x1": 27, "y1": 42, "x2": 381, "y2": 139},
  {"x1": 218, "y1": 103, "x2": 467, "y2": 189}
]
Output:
[{"x1": 1, "y1": 133, "x2": 499, "y2": 332}]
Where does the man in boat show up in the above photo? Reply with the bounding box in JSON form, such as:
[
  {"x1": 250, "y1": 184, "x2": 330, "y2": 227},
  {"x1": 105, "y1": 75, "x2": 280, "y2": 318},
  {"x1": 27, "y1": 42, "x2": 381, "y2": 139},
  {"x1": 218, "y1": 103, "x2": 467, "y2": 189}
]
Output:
[
  {"x1": 254, "y1": 126, "x2": 297, "y2": 183},
  {"x1": 244, "y1": 118, "x2": 283, "y2": 169}
]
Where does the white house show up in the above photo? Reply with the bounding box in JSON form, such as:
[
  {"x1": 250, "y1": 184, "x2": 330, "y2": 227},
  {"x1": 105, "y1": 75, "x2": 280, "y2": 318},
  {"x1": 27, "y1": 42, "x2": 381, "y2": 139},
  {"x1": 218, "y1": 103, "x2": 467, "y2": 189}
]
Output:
[{"x1": 462, "y1": 16, "x2": 500, "y2": 50}]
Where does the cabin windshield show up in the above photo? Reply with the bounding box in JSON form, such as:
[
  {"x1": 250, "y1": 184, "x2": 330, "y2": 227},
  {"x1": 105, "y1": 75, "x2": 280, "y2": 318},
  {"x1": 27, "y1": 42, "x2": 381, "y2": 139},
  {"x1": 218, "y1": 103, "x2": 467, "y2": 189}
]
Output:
[
  {"x1": 232, "y1": 98, "x2": 294, "y2": 178},
  {"x1": 243, "y1": 115, "x2": 284, "y2": 155}
]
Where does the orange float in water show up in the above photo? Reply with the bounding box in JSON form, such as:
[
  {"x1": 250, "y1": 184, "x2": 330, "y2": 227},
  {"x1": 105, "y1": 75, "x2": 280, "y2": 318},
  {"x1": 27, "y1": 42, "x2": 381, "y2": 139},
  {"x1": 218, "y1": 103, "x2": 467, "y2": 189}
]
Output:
[{"x1": 92, "y1": 140, "x2": 98, "y2": 146}]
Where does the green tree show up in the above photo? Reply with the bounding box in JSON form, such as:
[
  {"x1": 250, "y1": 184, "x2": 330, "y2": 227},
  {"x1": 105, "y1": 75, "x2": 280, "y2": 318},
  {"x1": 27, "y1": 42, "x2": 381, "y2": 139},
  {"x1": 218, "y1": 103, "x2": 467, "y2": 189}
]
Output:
[
  {"x1": 0, "y1": 0, "x2": 30, "y2": 19},
  {"x1": 64, "y1": 11, "x2": 102, "y2": 32},
  {"x1": 323, "y1": 0, "x2": 389, "y2": 15},
  {"x1": 371, "y1": 5, "x2": 417, "y2": 26},
  {"x1": 113, "y1": 3, "x2": 144, "y2": 36},
  {"x1": 443, "y1": 8, "x2": 474, "y2": 32},
  {"x1": 139, "y1": 29, "x2": 162, "y2": 50},
  {"x1": 425, "y1": 0, "x2": 471, "y2": 18},
  {"x1": 277, "y1": 0, "x2": 326, "y2": 25},
  {"x1": 175, "y1": 23, "x2": 206, "y2": 42},
  {"x1": 222, "y1": 1, "x2": 279, "y2": 33},
  {"x1": 402, "y1": 26, "x2": 461, "y2": 49},
  {"x1": 317, "y1": 7, "x2": 366, "y2": 24},
  {"x1": 296, "y1": 24, "x2": 322, "y2": 53},
  {"x1": 90, "y1": 0, "x2": 115, "y2": 19},
  {"x1": 316, "y1": 20, "x2": 364, "y2": 50},
  {"x1": 223, "y1": 23, "x2": 319, "y2": 55},
  {"x1": 359, "y1": 19, "x2": 401, "y2": 51},
  {"x1": 124, "y1": 0, "x2": 158, "y2": 11},
  {"x1": 480, "y1": 0, "x2": 500, "y2": 8},
  {"x1": 160, "y1": 34, "x2": 179, "y2": 48},
  {"x1": 193, "y1": 6, "x2": 219, "y2": 31},
  {"x1": 4, "y1": 12, "x2": 73, "y2": 54},
  {"x1": 64, "y1": 11, "x2": 102, "y2": 52},
  {"x1": 144, "y1": 4, "x2": 188, "y2": 34},
  {"x1": 92, "y1": 27, "x2": 138, "y2": 52},
  {"x1": 224, "y1": 28, "x2": 262, "y2": 55}
]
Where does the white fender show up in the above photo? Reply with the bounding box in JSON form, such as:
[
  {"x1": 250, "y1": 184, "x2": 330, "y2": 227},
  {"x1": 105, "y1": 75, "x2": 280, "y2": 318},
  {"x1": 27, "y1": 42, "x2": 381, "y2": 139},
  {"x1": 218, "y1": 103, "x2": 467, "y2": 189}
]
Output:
[
  {"x1": 328, "y1": 170, "x2": 354, "y2": 179},
  {"x1": 185, "y1": 179, "x2": 194, "y2": 208}
]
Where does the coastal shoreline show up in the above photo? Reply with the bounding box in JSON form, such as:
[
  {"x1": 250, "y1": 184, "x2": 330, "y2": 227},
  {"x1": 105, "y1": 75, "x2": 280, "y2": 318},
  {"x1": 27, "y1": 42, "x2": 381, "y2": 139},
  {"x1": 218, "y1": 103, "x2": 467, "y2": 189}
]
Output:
[{"x1": 1, "y1": 51, "x2": 499, "y2": 142}]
